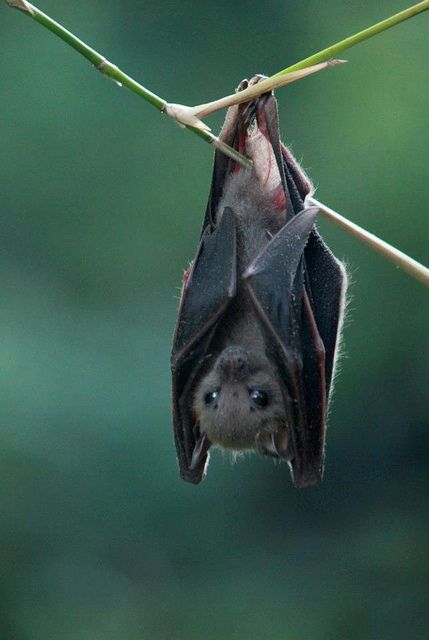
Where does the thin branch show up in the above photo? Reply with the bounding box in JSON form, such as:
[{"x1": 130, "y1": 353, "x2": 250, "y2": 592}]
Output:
[
  {"x1": 274, "y1": 0, "x2": 429, "y2": 75},
  {"x1": 187, "y1": 60, "x2": 345, "y2": 121},
  {"x1": 4, "y1": 1, "x2": 429, "y2": 152},
  {"x1": 4, "y1": 0, "x2": 252, "y2": 166},
  {"x1": 310, "y1": 198, "x2": 429, "y2": 287},
  {"x1": 4, "y1": 0, "x2": 429, "y2": 285},
  {"x1": 184, "y1": 1, "x2": 429, "y2": 118}
]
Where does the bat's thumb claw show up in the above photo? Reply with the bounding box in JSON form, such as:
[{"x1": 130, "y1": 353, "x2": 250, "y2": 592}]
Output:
[
  {"x1": 272, "y1": 431, "x2": 292, "y2": 460},
  {"x1": 190, "y1": 433, "x2": 211, "y2": 470}
]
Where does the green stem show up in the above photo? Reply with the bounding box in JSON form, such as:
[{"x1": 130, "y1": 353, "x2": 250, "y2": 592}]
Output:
[
  {"x1": 5, "y1": 0, "x2": 251, "y2": 166},
  {"x1": 10, "y1": 0, "x2": 165, "y2": 109},
  {"x1": 274, "y1": 0, "x2": 429, "y2": 76},
  {"x1": 4, "y1": 0, "x2": 429, "y2": 284},
  {"x1": 5, "y1": 0, "x2": 429, "y2": 167}
]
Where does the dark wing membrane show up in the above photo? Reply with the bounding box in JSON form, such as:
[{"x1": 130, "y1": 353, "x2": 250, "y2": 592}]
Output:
[
  {"x1": 297, "y1": 287, "x2": 327, "y2": 485},
  {"x1": 171, "y1": 208, "x2": 237, "y2": 483},
  {"x1": 304, "y1": 231, "x2": 346, "y2": 394},
  {"x1": 261, "y1": 98, "x2": 311, "y2": 222},
  {"x1": 244, "y1": 208, "x2": 327, "y2": 487},
  {"x1": 203, "y1": 107, "x2": 240, "y2": 230},
  {"x1": 281, "y1": 144, "x2": 346, "y2": 396},
  {"x1": 281, "y1": 143, "x2": 313, "y2": 205},
  {"x1": 255, "y1": 94, "x2": 298, "y2": 222}
]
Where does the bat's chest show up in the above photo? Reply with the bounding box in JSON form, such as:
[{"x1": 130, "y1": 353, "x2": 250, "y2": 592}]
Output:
[
  {"x1": 218, "y1": 170, "x2": 286, "y2": 274},
  {"x1": 214, "y1": 293, "x2": 265, "y2": 357},
  {"x1": 235, "y1": 223, "x2": 270, "y2": 275}
]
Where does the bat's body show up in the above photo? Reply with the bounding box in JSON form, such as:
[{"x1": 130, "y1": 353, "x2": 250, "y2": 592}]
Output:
[
  {"x1": 172, "y1": 77, "x2": 347, "y2": 487},
  {"x1": 193, "y1": 141, "x2": 289, "y2": 453}
]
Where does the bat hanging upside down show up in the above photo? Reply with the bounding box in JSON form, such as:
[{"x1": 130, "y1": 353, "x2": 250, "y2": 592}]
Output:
[{"x1": 171, "y1": 76, "x2": 347, "y2": 488}]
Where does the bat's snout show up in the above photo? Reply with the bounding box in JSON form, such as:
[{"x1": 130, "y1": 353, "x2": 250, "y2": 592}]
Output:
[{"x1": 216, "y1": 346, "x2": 249, "y2": 382}]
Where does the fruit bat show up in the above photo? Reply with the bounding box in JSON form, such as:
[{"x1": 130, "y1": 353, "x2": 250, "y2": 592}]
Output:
[{"x1": 171, "y1": 76, "x2": 347, "y2": 488}]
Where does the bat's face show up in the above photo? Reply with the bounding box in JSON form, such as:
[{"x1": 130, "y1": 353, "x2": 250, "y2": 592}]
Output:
[{"x1": 193, "y1": 346, "x2": 290, "y2": 457}]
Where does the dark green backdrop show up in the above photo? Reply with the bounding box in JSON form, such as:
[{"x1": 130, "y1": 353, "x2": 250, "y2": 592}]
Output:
[{"x1": 1, "y1": 1, "x2": 428, "y2": 638}]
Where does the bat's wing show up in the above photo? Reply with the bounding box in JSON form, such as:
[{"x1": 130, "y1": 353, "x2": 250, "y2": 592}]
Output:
[
  {"x1": 245, "y1": 207, "x2": 328, "y2": 488},
  {"x1": 172, "y1": 79, "x2": 346, "y2": 487},
  {"x1": 254, "y1": 87, "x2": 346, "y2": 387},
  {"x1": 171, "y1": 208, "x2": 237, "y2": 483},
  {"x1": 202, "y1": 104, "x2": 240, "y2": 230},
  {"x1": 278, "y1": 143, "x2": 347, "y2": 395},
  {"x1": 304, "y1": 232, "x2": 346, "y2": 394}
]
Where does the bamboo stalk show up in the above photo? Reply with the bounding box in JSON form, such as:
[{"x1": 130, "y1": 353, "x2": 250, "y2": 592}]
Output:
[
  {"x1": 310, "y1": 198, "x2": 429, "y2": 287},
  {"x1": 274, "y1": 0, "x2": 429, "y2": 75},
  {"x1": 3, "y1": 0, "x2": 252, "y2": 166},
  {"x1": 4, "y1": 0, "x2": 429, "y2": 285},
  {"x1": 5, "y1": 1, "x2": 429, "y2": 148}
]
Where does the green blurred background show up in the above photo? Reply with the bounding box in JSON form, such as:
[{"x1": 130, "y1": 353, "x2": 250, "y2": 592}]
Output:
[{"x1": 1, "y1": 1, "x2": 428, "y2": 638}]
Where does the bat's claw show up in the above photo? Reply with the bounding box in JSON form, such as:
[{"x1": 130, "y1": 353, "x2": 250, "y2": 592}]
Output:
[
  {"x1": 190, "y1": 433, "x2": 211, "y2": 470},
  {"x1": 272, "y1": 431, "x2": 292, "y2": 461},
  {"x1": 248, "y1": 74, "x2": 267, "y2": 86},
  {"x1": 255, "y1": 432, "x2": 278, "y2": 459},
  {"x1": 255, "y1": 430, "x2": 292, "y2": 461}
]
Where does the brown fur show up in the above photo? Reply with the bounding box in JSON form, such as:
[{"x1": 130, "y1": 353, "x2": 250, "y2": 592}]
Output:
[{"x1": 193, "y1": 164, "x2": 289, "y2": 451}]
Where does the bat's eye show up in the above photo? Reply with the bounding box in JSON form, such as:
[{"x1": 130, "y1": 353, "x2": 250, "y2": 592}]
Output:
[
  {"x1": 204, "y1": 390, "x2": 219, "y2": 405},
  {"x1": 249, "y1": 389, "x2": 269, "y2": 408}
]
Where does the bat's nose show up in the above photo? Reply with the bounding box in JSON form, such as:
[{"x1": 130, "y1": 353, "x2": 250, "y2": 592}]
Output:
[{"x1": 217, "y1": 346, "x2": 249, "y2": 381}]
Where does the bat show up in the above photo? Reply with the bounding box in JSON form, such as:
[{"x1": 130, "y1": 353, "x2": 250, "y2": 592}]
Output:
[{"x1": 171, "y1": 75, "x2": 347, "y2": 488}]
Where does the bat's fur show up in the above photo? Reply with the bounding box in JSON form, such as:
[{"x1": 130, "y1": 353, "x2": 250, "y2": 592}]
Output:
[
  {"x1": 193, "y1": 165, "x2": 290, "y2": 454},
  {"x1": 173, "y1": 87, "x2": 348, "y2": 485}
]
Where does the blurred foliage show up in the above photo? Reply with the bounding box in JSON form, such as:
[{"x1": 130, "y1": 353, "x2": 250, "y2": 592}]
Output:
[{"x1": 0, "y1": 1, "x2": 428, "y2": 638}]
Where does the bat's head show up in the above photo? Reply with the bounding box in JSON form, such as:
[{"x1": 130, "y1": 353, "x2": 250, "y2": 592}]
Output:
[{"x1": 193, "y1": 346, "x2": 290, "y2": 457}]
